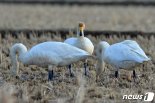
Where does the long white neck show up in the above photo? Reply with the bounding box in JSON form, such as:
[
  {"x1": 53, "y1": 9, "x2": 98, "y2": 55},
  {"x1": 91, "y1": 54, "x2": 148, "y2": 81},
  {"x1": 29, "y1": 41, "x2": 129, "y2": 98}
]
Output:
[
  {"x1": 77, "y1": 28, "x2": 84, "y2": 37},
  {"x1": 100, "y1": 42, "x2": 110, "y2": 60},
  {"x1": 96, "y1": 42, "x2": 109, "y2": 60},
  {"x1": 10, "y1": 43, "x2": 27, "y2": 76},
  {"x1": 96, "y1": 59, "x2": 105, "y2": 78},
  {"x1": 96, "y1": 41, "x2": 110, "y2": 79}
]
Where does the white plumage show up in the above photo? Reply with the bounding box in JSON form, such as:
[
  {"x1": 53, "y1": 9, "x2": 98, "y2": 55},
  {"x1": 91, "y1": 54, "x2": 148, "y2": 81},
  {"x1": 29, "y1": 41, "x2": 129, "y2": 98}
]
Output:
[
  {"x1": 64, "y1": 22, "x2": 94, "y2": 55},
  {"x1": 10, "y1": 41, "x2": 91, "y2": 80},
  {"x1": 96, "y1": 40, "x2": 150, "y2": 79},
  {"x1": 64, "y1": 22, "x2": 94, "y2": 76},
  {"x1": 64, "y1": 37, "x2": 94, "y2": 55}
]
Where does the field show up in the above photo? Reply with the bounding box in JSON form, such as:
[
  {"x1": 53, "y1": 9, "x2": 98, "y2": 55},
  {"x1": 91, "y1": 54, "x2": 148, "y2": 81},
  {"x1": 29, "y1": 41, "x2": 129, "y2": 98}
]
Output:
[
  {"x1": 0, "y1": 32, "x2": 155, "y2": 103},
  {"x1": 0, "y1": 4, "x2": 155, "y2": 32},
  {"x1": 0, "y1": 3, "x2": 155, "y2": 103}
]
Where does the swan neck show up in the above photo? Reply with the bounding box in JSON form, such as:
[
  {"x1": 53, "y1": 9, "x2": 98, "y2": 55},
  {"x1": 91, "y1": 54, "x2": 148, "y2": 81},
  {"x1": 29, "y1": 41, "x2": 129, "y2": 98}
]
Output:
[
  {"x1": 101, "y1": 43, "x2": 110, "y2": 56},
  {"x1": 10, "y1": 43, "x2": 27, "y2": 75},
  {"x1": 18, "y1": 51, "x2": 27, "y2": 63},
  {"x1": 78, "y1": 29, "x2": 84, "y2": 37},
  {"x1": 96, "y1": 59, "x2": 105, "y2": 77}
]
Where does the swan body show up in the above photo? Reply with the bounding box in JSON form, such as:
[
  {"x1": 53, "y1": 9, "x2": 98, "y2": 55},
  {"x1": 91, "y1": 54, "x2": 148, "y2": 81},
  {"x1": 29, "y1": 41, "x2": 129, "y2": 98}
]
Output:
[
  {"x1": 103, "y1": 40, "x2": 150, "y2": 68},
  {"x1": 10, "y1": 41, "x2": 91, "y2": 80},
  {"x1": 64, "y1": 22, "x2": 94, "y2": 76},
  {"x1": 96, "y1": 40, "x2": 150, "y2": 79},
  {"x1": 64, "y1": 22, "x2": 94, "y2": 54},
  {"x1": 64, "y1": 37, "x2": 94, "y2": 54}
]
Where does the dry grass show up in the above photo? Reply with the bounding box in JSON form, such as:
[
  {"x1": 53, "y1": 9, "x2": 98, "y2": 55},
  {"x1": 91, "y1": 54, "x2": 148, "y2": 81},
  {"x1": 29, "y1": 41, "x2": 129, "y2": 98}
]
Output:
[
  {"x1": 0, "y1": 4, "x2": 155, "y2": 32},
  {"x1": 0, "y1": 33, "x2": 155, "y2": 103}
]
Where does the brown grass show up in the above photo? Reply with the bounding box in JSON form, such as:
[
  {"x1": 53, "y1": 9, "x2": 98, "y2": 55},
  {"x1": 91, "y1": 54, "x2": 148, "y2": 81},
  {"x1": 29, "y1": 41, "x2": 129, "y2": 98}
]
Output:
[
  {"x1": 0, "y1": 4, "x2": 155, "y2": 32},
  {"x1": 0, "y1": 33, "x2": 155, "y2": 103}
]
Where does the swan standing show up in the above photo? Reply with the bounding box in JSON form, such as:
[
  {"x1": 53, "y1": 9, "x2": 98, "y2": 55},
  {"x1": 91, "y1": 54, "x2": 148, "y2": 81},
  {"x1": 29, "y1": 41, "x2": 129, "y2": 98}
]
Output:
[
  {"x1": 96, "y1": 40, "x2": 150, "y2": 80},
  {"x1": 10, "y1": 41, "x2": 91, "y2": 81},
  {"x1": 64, "y1": 22, "x2": 94, "y2": 76}
]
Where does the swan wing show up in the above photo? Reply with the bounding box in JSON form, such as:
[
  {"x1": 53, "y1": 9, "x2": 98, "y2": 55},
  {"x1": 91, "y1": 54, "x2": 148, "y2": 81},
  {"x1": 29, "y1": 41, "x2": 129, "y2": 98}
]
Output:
[
  {"x1": 121, "y1": 40, "x2": 150, "y2": 61},
  {"x1": 25, "y1": 42, "x2": 90, "y2": 66},
  {"x1": 104, "y1": 42, "x2": 150, "y2": 65},
  {"x1": 65, "y1": 37, "x2": 94, "y2": 54},
  {"x1": 82, "y1": 37, "x2": 94, "y2": 54},
  {"x1": 64, "y1": 37, "x2": 77, "y2": 46}
]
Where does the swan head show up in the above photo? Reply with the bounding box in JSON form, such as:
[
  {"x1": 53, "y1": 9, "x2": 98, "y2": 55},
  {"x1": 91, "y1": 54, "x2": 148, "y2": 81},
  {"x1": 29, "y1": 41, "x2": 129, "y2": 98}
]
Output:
[
  {"x1": 10, "y1": 43, "x2": 27, "y2": 76},
  {"x1": 11, "y1": 43, "x2": 27, "y2": 60},
  {"x1": 95, "y1": 41, "x2": 110, "y2": 59},
  {"x1": 95, "y1": 41, "x2": 109, "y2": 81},
  {"x1": 78, "y1": 22, "x2": 85, "y2": 37}
]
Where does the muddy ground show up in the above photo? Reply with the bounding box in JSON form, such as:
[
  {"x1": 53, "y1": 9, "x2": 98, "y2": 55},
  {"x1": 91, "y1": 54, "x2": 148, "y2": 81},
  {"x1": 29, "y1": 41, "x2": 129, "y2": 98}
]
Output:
[{"x1": 0, "y1": 33, "x2": 155, "y2": 103}]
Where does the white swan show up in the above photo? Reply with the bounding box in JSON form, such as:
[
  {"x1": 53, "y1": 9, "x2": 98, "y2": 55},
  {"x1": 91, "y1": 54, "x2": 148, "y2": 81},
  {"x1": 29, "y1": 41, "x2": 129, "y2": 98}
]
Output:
[
  {"x1": 10, "y1": 41, "x2": 91, "y2": 81},
  {"x1": 64, "y1": 22, "x2": 94, "y2": 76},
  {"x1": 96, "y1": 40, "x2": 150, "y2": 80}
]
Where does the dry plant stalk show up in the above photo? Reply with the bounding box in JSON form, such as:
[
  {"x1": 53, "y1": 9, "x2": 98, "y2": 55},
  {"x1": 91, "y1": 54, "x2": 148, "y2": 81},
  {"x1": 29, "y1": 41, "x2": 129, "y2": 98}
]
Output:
[
  {"x1": 75, "y1": 71, "x2": 86, "y2": 103},
  {"x1": 0, "y1": 49, "x2": 2, "y2": 63}
]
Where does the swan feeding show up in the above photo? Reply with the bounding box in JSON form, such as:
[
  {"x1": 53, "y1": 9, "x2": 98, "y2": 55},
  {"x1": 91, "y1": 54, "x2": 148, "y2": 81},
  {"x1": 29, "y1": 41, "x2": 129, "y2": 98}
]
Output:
[
  {"x1": 10, "y1": 41, "x2": 91, "y2": 81},
  {"x1": 96, "y1": 40, "x2": 150, "y2": 80}
]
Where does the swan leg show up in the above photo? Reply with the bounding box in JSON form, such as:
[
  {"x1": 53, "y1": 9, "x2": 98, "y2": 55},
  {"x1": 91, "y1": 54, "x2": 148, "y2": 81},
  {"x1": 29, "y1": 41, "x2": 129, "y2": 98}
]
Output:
[
  {"x1": 11, "y1": 62, "x2": 19, "y2": 77},
  {"x1": 115, "y1": 70, "x2": 119, "y2": 78},
  {"x1": 132, "y1": 70, "x2": 140, "y2": 82},
  {"x1": 68, "y1": 64, "x2": 74, "y2": 77},
  {"x1": 84, "y1": 59, "x2": 88, "y2": 76},
  {"x1": 133, "y1": 70, "x2": 136, "y2": 78},
  {"x1": 48, "y1": 65, "x2": 54, "y2": 81},
  {"x1": 16, "y1": 62, "x2": 19, "y2": 76},
  {"x1": 112, "y1": 70, "x2": 119, "y2": 84},
  {"x1": 48, "y1": 70, "x2": 53, "y2": 81}
]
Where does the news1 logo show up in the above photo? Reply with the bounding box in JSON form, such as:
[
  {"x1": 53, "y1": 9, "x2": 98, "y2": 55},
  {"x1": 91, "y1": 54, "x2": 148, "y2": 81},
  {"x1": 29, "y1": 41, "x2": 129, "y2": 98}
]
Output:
[
  {"x1": 123, "y1": 92, "x2": 154, "y2": 101},
  {"x1": 143, "y1": 92, "x2": 154, "y2": 101}
]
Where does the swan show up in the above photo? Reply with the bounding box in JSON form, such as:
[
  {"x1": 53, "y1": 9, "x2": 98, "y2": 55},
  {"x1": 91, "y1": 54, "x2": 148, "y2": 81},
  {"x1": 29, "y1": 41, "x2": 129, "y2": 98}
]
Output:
[
  {"x1": 96, "y1": 40, "x2": 151, "y2": 80},
  {"x1": 64, "y1": 22, "x2": 94, "y2": 76},
  {"x1": 10, "y1": 41, "x2": 92, "y2": 81}
]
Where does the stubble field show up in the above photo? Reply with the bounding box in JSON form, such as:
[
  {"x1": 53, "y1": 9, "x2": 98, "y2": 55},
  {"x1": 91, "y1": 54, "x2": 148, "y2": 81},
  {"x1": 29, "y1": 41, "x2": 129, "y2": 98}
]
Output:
[
  {"x1": 0, "y1": 3, "x2": 155, "y2": 103},
  {"x1": 0, "y1": 4, "x2": 155, "y2": 32},
  {"x1": 0, "y1": 33, "x2": 155, "y2": 103}
]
